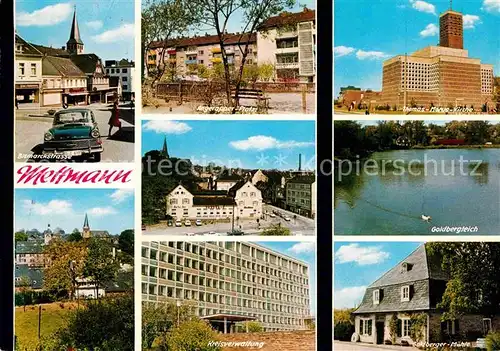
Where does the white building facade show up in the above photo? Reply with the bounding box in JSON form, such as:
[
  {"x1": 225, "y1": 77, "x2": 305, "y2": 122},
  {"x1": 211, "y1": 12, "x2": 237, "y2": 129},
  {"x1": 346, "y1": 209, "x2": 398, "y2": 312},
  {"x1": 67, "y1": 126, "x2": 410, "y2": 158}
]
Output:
[{"x1": 105, "y1": 60, "x2": 135, "y2": 100}]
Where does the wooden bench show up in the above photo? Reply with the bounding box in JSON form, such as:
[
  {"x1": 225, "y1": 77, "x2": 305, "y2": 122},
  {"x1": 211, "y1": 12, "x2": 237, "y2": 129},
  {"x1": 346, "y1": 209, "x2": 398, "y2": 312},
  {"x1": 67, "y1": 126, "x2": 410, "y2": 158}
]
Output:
[{"x1": 231, "y1": 88, "x2": 270, "y2": 108}]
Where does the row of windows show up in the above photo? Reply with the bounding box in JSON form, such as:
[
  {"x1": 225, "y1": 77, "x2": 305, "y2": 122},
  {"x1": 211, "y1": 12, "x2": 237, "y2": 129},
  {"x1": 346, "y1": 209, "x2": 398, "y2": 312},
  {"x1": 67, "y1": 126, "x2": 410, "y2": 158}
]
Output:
[
  {"x1": 288, "y1": 183, "x2": 310, "y2": 190},
  {"x1": 142, "y1": 283, "x2": 308, "y2": 312},
  {"x1": 106, "y1": 68, "x2": 128, "y2": 74},
  {"x1": 43, "y1": 78, "x2": 86, "y2": 89},
  {"x1": 142, "y1": 264, "x2": 309, "y2": 296},
  {"x1": 143, "y1": 243, "x2": 308, "y2": 277},
  {"x1": 288, "y1": 190, "x2": 310, "y2": 197},
  {"x1": 18, "y1": 63, "x2": 37, "y2": 77}
]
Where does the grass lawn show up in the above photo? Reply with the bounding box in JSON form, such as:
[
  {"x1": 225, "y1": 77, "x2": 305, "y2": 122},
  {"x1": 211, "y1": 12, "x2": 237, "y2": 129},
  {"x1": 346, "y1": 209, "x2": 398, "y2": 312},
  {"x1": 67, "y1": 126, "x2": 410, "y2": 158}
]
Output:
[{"x1": 15, "y1": 302, "x2": 78, "y2": 351}]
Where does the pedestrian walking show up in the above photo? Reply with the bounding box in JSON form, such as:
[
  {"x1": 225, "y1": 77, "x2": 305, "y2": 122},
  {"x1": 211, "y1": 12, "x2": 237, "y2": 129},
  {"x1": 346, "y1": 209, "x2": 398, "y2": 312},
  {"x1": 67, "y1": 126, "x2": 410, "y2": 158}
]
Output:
[
  {"x1": 108, "y1": 100, "x2": 122, "y2": 136},
  {"x1": 15, "y1": 99, "x2": 19, "y2": 109}
]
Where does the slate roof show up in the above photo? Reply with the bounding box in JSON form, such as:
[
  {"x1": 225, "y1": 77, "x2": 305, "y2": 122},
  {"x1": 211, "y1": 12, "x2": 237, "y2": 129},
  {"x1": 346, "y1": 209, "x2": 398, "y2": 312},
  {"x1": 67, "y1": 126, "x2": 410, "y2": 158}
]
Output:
[
  {"x1": 31, "y1": 44, "x2": 70, "y2": 57},
  {"x1": 16, "y1": 240, "x2": 44, "y2": 254},
  {"x1": 42, "y1": 56, "x2": 86, "y2": 77},
  {"x1": 15, "y1": 265, "x2": 44, "y2": 289},
  {"x1": 228, "y1": 180, "x2": 248, "y2": 194},
  {"x1": 70, "y1": 54, "x2": 102, "y2": 75},
  {"x1": 258, "y1": 8, "x2": 316, "y2": 30},
  {"x1": 91, "y1": 230, "x2": 110, "y2": 238},
  {"x1": 15, "y1": 35, "x2": 43, "y2": 57},
  {"x1": 353, "y1": 244, "x2": 449, "y2": 314}
]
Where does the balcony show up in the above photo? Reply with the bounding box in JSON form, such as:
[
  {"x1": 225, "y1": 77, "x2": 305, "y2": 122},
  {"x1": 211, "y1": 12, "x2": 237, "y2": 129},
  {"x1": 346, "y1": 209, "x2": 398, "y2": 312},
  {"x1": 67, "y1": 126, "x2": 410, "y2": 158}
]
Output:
[
  {"x1": 276, "y1": 62, "x2": 300, "y2": 69},
  {"x1": 211, "y1": 47, "x2": 222, "y2": 54},
  {"x1": 211, "y1": 57, "x2": 222, "y2": 64},
  {"x1": 276, "y1": 46, "x2": 299, "y2": 54},
  {"x1": 185, "y1": 49, "x2": 198, "y2": 55},
  {"x1": 185, "y1": 59, "x2": 197, "y2": 65},
  {"x1": 276, "y1": 30, "x2": 298, "y2": 39}
]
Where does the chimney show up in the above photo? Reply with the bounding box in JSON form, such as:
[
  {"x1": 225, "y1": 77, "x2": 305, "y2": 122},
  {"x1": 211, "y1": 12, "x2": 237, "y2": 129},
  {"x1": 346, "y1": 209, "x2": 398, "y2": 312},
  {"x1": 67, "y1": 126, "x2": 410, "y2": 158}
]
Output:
[{"x1": 298, "y1": 154, "x2": 302, "y2": 171}]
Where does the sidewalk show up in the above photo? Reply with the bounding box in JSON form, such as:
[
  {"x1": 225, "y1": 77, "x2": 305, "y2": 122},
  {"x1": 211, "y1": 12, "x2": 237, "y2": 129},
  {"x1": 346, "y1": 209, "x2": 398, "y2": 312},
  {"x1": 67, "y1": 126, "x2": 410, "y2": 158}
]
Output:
[{"x1": 334, "y1": 341, "x2": 419, "y2": 350}]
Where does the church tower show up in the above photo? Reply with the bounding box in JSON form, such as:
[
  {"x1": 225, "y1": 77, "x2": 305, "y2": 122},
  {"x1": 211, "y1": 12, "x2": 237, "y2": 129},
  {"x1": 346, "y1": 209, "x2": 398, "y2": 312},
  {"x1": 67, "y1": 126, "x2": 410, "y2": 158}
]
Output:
[
  {"x1": 439, "y1": 0, "x2": 463, "y2": 49},
  {"x1": 44, "y1": 224, "x2": 53, "y2": 245},
  {"x1": 67, "y1": 7, "x2": 84, "y2": 54},
  {"x1": 82, "y1": 213, "x2": 91, "y2": 238},
  {"x1": 160, "y1": 136, "x2": 170, "y2": 158}
]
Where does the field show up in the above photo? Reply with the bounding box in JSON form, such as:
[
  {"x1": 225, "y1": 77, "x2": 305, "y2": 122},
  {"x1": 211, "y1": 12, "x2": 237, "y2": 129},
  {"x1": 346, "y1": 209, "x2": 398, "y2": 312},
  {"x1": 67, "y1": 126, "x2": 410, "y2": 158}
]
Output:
[{"x1": 15, "y1": 302, "x2": 79, "y2": 350}]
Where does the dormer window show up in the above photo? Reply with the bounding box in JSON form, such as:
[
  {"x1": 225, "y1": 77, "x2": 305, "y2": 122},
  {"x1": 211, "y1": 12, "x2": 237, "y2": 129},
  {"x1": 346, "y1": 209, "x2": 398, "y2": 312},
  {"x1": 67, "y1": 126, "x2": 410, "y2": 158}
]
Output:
[
  {"x1": 373, "y1": 289, "x2": 380, "y2": 304},
  {"x1": 401, "y1": 262, "x2": 413, "y2": 272},
  {"x1": 401, "y1": 285, "x2": 410, "y2": 302}
]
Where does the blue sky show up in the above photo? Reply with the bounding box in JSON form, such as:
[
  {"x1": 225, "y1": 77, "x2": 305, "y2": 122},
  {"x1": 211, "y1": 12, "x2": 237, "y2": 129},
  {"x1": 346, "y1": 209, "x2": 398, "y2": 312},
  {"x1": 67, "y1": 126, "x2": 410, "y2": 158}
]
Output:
[
  {"x1": 258, "y1": 241, "x2": 316, "y2": 317},
  {"x1": 334, "y1": 242, "x2": 423, "y2": 309},
  {"x1": 142, "y1": 120, "x2": 316, "y2": 171},
  {"x1": 15, "y1": 188, "x2": 135, "y2": 235},
  {"x1": 334, "y1": 0, "x2": 500, "y2": 96},
  {"x1": 15, "y1": 0, "x2": 134, "y2": 61}
]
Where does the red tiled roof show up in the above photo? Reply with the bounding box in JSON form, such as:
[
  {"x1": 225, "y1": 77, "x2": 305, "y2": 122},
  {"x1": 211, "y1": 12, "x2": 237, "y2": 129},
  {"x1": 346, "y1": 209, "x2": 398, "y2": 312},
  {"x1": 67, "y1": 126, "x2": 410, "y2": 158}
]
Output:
[
  {"x1": 149, "y1": 32, "x2": 256, "y2": 50},
  {"x1": 258, "y1": 8, "x2": 316, "y2": 29}
]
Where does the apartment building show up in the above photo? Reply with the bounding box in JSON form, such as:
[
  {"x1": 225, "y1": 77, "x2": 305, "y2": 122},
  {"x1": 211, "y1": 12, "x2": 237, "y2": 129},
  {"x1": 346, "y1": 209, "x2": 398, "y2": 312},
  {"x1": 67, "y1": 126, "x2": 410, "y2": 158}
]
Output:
[
  {"x1": 141, "y1": 241, "x2": 311, "y2": 332},
  {"x1": 257, "y1": 8, "x2": 316, "y2": 83},
  {"x1": 285, "y1": 176, "x2": 316, "y2": 219},
  {"x1": 105, "y1": 59, "x2": 135, "y2": 100},
  {"x1": 15, "y1": 35, "x2": 43, "y2": 105}
]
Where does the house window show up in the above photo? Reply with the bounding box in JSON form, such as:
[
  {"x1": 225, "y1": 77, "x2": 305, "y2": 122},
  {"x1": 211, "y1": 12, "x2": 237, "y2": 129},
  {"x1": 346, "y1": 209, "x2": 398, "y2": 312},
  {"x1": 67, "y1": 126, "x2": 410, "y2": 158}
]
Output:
[
  {"x1": 373, "y1": 289, "x2": 380, "y2": 304},
  {"x1": 123, "y1": 85, "x2": 128, "y2": 90},
  {"x1": 483, "y1": 318, "x2": 492, "y2": 335},
  {"x1": 170, "y1": 198, "x2": 178, "y2": 205},
  {"x1": 401, "y1": 285, "x2": 410, "y2": 302},
  {"x1": 18, "y1": 63, "x2": 25, "y2": 76},
  {"x1": 122, "y1": 77, "x2": 128, "y2": 82},
  {"x1": 30, "y1": 63, "x2": 36, "y2": 76},
  {"x1": 360, "y1": 319, "x2": 372, "y2": 336},
  {"x1": 402, "y1": 318, "x2": 411, "y2": 337}
]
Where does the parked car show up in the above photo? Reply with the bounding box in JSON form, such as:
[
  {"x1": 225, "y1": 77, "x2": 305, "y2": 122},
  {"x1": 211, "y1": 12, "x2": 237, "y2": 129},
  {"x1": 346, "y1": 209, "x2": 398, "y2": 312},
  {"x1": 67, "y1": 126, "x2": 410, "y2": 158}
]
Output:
[
  {"x1": 284, "y1": 216, "x2": 291, "y2": 221},
  {"x1": 42, "y1": 108, "x2": 103, "y2": 161},
  {"x1": 184, "y1": 219, "x2": 191, "y2": 226},
  {"x1": 175, "y1": 220, "x2": 182, "y2": 227},
  {"x1": 227, "y1": 229, "x2": 244, "y2": 236},
  {"x1": 167, "y1": 220, "x2": 174, "y2": 227},
  {"x1": 269, "y1": 213, "x2": 276, "y2": 218},
  {"x1": 185, "y1": 232, "x2": 195, "y2": 236},
  {"x1": 195, "y1": 219, "x2": 202, "y2": 226},
  {"x1": 207, "y1": 231, "x2": 217, "y2": 236},
  {"x1": 141, "y1": 224, "x2": 146, "y2": 231}
]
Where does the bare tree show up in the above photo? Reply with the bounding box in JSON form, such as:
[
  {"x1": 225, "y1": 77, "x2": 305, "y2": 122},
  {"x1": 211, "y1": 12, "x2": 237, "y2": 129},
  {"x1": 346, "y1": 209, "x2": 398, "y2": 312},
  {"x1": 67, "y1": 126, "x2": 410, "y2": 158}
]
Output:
[{"x1": 187, "y1": 0, "x2": 296, "y2": 111}]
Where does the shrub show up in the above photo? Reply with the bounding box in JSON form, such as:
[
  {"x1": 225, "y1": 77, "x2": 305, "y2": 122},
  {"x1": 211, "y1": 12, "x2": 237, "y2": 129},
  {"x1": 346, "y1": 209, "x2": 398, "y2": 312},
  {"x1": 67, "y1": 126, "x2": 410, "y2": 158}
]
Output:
[
  {"x1": 245, "y1": 321, "x2": 263, "y2": 333},
  {"x1": 486, "y1": 332, "x2": 500, "y2": 351},
  {"x1": 334, "y1": 321, "x2": 354, "y2": 341},
  {"x1": 163, "y1": 319, "x2": 221, "y2": 351}
]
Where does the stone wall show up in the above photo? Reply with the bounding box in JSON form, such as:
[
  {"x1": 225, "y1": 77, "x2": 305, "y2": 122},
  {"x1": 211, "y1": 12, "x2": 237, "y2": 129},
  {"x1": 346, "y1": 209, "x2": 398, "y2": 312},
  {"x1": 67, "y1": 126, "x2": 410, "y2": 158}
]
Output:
[{"x1": 218, "y1": 330, "x2": 315, "y2": 351}]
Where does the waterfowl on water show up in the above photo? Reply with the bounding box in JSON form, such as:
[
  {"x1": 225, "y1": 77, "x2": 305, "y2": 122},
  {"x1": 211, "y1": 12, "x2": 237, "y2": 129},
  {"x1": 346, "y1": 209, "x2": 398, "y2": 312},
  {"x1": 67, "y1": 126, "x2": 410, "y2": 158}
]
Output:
[{"x1": 421, "y1": 215, "x2": 432, "y2": 222}]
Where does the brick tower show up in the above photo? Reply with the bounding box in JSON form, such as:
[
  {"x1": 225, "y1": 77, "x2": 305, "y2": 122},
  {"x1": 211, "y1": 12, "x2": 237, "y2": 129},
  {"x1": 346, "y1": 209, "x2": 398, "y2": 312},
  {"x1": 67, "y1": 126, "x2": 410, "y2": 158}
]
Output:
[{"x1": 439, "y1": 1, "x2": 463, "y2": 49}]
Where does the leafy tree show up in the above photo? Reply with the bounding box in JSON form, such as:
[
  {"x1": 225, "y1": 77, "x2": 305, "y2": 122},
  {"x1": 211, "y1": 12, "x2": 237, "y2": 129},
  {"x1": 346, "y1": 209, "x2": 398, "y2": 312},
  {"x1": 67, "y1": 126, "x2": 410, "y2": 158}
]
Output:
[
  {"x1": 67, "y1": 229, "x2": 82, "y2": 242},
  {"x1": 43, "y1": 240, "x2": 88, "y2": 298},
  {"x1": 15, "y1": 231, "x2": 28, "y2": 242},
  {"x1": 245, "y1": 320, "x2": 263, "y2": 332},
  {"x1": 333, "y1": 308, "x2": 355, "y2": 325},
  {"x1": 52, "y1": 293, "x2": 134, "y2": 350},
  {"x1": 427, "y1": 242, "x2": 500, "y2": 320},
  {"x1": 261, "y1": 224, "x2": 291, "y2": 236},
  {"x1": 258, "y1": 63, "x2": 275, "y2": 82},
  {"x1": 118, "y1": 229, "x2": 134, "y2": 256},
  {"x1": 82, "y1": 238, "x2": 120, "y2": 299},
  {"x1": 162, "y1": 319, "x2": 221, "y2": 351}
]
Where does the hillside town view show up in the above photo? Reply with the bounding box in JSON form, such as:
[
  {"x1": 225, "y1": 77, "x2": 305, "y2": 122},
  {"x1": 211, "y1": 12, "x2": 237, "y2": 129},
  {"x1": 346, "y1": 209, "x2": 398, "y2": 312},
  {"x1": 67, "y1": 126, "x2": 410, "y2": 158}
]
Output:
[
  {"x1": 15, "y1": 2, "x2": 135, "y2": 162},
  {"x1": 141, "y1": 120, "x2": 316, "y2": 236},
  {"x1": 142, "y1": 0, "x2": 316, "y2": 114},
  {"x1": 14, "y1": 189, "x2": 135, "y2": 350},
  {"x1": 334, "y1": 0, "x2": 499, "y2": 115}
]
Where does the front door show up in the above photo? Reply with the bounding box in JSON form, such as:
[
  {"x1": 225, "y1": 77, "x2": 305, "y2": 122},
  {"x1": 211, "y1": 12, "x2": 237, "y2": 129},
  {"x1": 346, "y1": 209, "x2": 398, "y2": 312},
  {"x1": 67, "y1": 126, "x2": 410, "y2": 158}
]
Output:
[{"x1": 376, "y1": 321, "x2": 385, "y2": 344}]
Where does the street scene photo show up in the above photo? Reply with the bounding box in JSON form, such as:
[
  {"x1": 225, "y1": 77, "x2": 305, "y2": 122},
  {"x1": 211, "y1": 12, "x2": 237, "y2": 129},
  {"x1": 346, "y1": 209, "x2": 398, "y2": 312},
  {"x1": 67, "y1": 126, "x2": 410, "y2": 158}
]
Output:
[
  {"x1": 141, "y1": 0, "x2": 316, "y2": 114},
  {"x1": 15, "y1": 0, "x2": 135, "y2": 162},
  {"x1": 334, "y1": 120, "x2": 500, "y2": 235},
  {"x1": 142, "y1": 241, "x2": 316, "y2": 350},
  {"x1": 334, "y1": 242, "x2": 500, "y2": 350},
  {"x1": 14, "y1": 188, "x2": 135, "y2": 351},
  {"x1": 333, "y1": 0, "x2": 499, "y2": 115},
  {"x1": 142, "y1": 120, "x2": 316, "y2": 236}
]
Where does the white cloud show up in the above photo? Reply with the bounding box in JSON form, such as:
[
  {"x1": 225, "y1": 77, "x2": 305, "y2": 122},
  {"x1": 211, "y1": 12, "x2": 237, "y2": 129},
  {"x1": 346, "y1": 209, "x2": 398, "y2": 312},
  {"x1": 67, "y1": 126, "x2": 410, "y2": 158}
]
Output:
[
  {"x1": 334, "y1": 286, "x2": 367, "y2": 309},
  {"x1": 86, "y1": 20, "x2": 103, "y2": 30},
  {"x1": 91, "y1": 23, "x2": 134, "y2": 43},
  {"x1": 463, "y1": 14, "x2": 481, "y2": 29},
  {"x1": 335, "y1": 243, "x2": 390, "y2": 266},
  {"x1": 143, "y1": 120, "x2": 192, "y2": 134},
  {"x1": 229, "y1": 135, "x2": 314, "y2": 151},
  {"x1": 86, "y1": 207, "x2": 117, "y2": 216},
  {"x1": 482, "y1": 0, "x2": 500, "y2": 13},
  {"x1": 288, "y1": 242, "x2": 315, "y2": 254},
  {"x1": 334, "y1": 46, "x2": 356, "y2": 57},
  {"x1": 16, "y1": 3, "x2": 73, "y2": 26},
  {"x1": 109, "y1": 189, "x2": 134, "y2": 204},
  {"x1": 356, "y1": 50, "x2": 390, "y2": 60},
  {"x1": 409, "y1": 0, "x2": 436, "y2": 15},
  {"x1": 22, "y1": 199, "x2": 73, "y2": 215},
  {"x1": 420, "y1": 23, "x2": 439, "y2": 37}
]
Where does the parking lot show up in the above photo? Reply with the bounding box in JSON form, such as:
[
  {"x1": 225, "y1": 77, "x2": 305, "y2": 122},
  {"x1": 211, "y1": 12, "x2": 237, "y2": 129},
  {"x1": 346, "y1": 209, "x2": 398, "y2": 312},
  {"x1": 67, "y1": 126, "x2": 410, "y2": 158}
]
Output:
[{"x1": 142, "y1": 204, "x2": 315, "y2": 236}]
